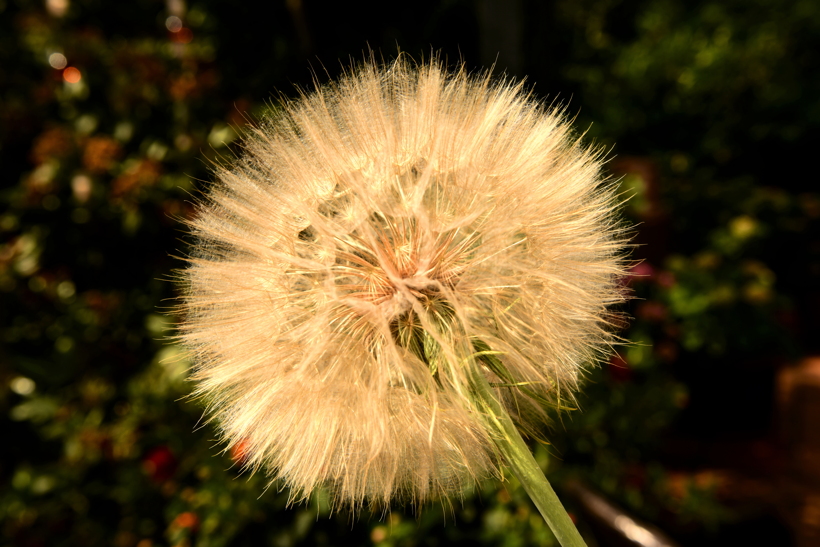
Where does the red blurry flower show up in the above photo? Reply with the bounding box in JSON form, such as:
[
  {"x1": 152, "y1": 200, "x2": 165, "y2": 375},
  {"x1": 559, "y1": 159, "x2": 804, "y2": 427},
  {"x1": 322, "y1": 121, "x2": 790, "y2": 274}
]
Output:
[
  {"x1": 627, "y1": 262, "x2": 655, "y2": 283},
  {"x1": 655, "y1": 340, "x2": 678, "y2": 363},
  {"x1": 608, "y1": 353, "x2": 633, "y2": 383},
  {"x1": 142, "y1": 446, "x2": 177, "y2": 483},
  {"x1": 170, "y1": 27, "x2": 193, "y2": 44},
  {"x1": 656, "y1": 271, "x2": 676, "y2": 288},
  {"x1": 636, "y1": 301, "x2": 667, "y2": 322}
]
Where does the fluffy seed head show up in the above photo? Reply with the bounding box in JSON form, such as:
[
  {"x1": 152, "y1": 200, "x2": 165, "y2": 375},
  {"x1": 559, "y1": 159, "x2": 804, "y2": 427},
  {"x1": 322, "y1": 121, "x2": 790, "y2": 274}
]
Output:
[{"x1": 177, "y1": 57, "x2": 628, "y2": 509}]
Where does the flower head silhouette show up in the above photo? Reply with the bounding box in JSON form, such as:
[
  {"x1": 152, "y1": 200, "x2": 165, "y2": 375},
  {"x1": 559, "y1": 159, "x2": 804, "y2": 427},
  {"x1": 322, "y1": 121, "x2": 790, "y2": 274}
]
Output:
[{"x1": 178, "y1": 57, "x2": 628, "y2": 514}]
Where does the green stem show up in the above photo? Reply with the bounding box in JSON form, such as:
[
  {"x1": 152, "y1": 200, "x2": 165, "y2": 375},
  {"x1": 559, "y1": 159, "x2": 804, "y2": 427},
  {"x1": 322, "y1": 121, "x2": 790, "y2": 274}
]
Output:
[{"x1": 470, "y1": 370, "x2": 587, "y2": 547}]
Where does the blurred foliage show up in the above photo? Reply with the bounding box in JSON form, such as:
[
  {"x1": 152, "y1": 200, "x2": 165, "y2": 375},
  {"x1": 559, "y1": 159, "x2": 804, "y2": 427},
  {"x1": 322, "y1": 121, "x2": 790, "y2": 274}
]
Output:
[{"x1": 1, "y1": 0, "x2": 817, "y2": 546}]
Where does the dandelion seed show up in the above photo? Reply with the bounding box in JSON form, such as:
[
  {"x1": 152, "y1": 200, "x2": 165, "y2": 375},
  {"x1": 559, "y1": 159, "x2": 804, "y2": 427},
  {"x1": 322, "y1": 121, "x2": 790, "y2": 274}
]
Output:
[{"x1": 176, "y1": 56, "x2": 628, "y2": 543}]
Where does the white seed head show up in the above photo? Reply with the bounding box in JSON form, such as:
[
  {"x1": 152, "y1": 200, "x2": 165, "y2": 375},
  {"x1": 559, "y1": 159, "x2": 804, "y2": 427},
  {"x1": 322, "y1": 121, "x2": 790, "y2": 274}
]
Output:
[{"x1": 177, "y1": 56, "x2": 629, "y2": 510}]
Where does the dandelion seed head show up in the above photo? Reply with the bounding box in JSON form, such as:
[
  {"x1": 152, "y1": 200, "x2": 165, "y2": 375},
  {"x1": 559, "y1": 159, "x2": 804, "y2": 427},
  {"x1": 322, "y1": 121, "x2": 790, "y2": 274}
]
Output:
[{"x1": 177, "y1": 56, "x2": 629, "y2": 510}]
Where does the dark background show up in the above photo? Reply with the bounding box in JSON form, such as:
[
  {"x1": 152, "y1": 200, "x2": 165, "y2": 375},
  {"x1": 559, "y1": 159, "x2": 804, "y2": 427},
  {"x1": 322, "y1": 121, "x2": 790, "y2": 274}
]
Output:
[{"x1": 2, "y1": 0, "x2": 819, "y2": 546}]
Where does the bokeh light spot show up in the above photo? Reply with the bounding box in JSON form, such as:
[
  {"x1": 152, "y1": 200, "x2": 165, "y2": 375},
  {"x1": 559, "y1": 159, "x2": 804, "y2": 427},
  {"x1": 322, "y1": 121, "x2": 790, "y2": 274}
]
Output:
[
  {"x1": 165, "y1": 15, "x2": 182, "y2": 32},
  {"x1": 46, "y1": 0, "x2": 69, "y2": 17},
  {"x1": 55, "y1": 336, "x2": 74, "y2": 353},
  {"x1": 10, "y1": 377, "x2": 36, "y2": 396},
  {"x1": 63, "y1": 67, "x2": 81, "y2": 83},
  {"x1": 57, "y1": 280, "x2": 76, "y2": 300},
  {"x1": 48, "y1": 53, "x2": 67, "y2": 69},
  {"x1": 71, "y1": 174, "x2": 92, "y2": 202}
]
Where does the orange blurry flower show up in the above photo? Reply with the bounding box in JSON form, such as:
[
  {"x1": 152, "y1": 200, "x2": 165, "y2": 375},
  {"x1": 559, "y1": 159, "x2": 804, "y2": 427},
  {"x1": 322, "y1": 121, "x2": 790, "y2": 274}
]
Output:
[
  {"x1": 169, "y1": 73, "x2": 197, "y2": 101},
  {"x1": 63, "y1": 66, "x2": 81, "y2": 83},
  {"x1": 112, "y1": 159, "x2": 162, "y2": 198},
  {"x1": 30, "y1": 126, "x2": 74, "y2": 165},
  {"x1": 171, "y1": 512, "x2": 199, "y2": 530},
  {"x1": 82, "y1": 136, "x2": 122, "y2": 174},
  {"x1": 230, "y1": 438, "x2": 250, "y2": 465}
]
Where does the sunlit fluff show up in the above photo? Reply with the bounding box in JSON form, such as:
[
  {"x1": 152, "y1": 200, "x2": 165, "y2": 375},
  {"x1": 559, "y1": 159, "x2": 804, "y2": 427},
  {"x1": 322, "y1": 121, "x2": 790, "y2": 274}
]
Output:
[{"x1": 178, "y1": 58, "x2": 628, "y2": 509}]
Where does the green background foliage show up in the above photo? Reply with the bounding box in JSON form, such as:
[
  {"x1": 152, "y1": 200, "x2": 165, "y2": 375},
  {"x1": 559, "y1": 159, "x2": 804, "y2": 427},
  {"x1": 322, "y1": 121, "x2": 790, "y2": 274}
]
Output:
[{"x1": 2, "y1": 0, "x2": 817, "y2": 545}]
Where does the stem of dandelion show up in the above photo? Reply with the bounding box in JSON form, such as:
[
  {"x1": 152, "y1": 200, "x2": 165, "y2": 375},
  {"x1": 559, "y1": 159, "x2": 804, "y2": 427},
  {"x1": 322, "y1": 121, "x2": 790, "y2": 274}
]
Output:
[{"x1": 470, "y1": 370, "x2": 587, "y2": 547}]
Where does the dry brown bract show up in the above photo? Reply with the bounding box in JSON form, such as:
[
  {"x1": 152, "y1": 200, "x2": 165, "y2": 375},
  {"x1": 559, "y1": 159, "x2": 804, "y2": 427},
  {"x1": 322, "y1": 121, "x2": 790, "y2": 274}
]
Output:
[{"x1": 177, "y1": 57, "x2": 628, "y2": 510}]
